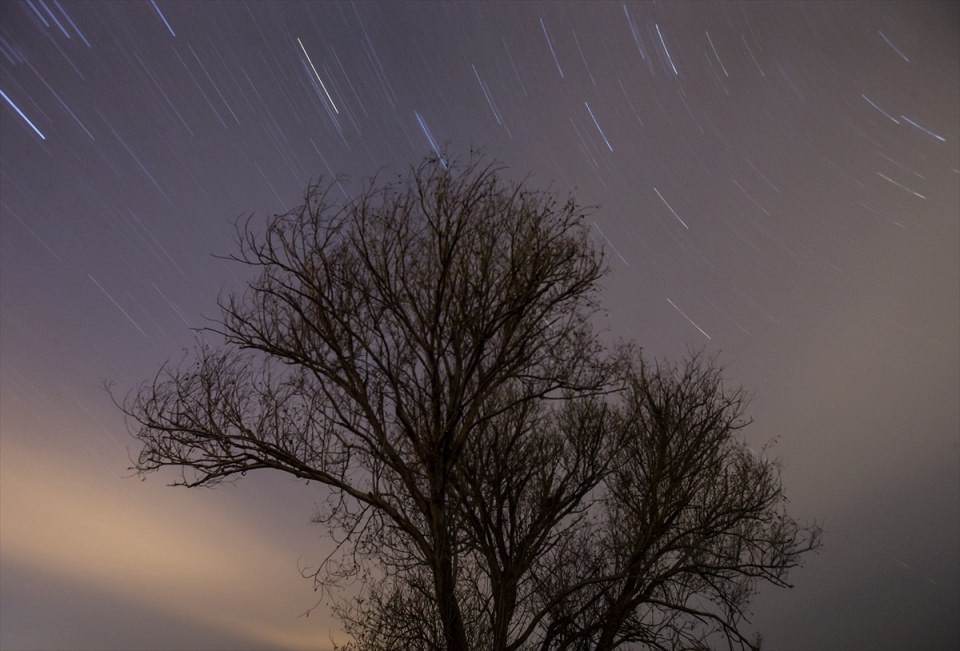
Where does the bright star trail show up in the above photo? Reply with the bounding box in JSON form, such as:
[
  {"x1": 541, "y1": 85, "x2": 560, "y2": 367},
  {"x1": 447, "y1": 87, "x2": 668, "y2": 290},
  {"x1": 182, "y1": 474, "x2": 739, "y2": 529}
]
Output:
[
  {"x1": 0, "y1": 88, "x2": 46, "y2": 139},
  {"x1": 297, "y1": 37, "x2": 339, "y2": 115},
  {"x1": 1, "y1": 3, "x2": 957, "y2": 650}
]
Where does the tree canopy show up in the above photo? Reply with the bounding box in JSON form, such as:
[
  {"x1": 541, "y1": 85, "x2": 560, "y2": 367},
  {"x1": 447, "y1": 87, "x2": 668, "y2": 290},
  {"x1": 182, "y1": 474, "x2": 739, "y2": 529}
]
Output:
[{"x1": 120, "y1": 154, "x2": 820, "y2": 650}]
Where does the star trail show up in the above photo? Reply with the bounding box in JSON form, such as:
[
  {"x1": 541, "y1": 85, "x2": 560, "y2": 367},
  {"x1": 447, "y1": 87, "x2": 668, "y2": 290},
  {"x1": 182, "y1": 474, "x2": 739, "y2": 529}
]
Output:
[{"x1": 1, "y1": 2, "x2": 957, "y2": 650}]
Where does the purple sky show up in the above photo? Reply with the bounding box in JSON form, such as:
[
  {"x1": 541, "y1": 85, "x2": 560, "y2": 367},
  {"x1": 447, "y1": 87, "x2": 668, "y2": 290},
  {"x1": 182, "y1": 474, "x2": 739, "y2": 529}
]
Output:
[{"x1": 1, "y1": 2, "x2": 957, "y2": 649}]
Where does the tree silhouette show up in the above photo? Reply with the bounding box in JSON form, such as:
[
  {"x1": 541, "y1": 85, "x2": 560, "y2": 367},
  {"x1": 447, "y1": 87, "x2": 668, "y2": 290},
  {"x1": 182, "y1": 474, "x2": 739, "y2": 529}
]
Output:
[{"x1": 120, "y1": 154, "x2": 820, "y2": 650}]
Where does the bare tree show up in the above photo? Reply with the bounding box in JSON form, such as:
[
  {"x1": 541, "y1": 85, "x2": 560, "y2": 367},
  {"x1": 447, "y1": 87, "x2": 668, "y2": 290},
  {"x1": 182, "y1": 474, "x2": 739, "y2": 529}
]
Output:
[
  {"x1": 119, "y1": 154, "x2": 820, "y2": 650},
  {"x1": 526, "y1": 352, "x2": 816, "y2": 651}
]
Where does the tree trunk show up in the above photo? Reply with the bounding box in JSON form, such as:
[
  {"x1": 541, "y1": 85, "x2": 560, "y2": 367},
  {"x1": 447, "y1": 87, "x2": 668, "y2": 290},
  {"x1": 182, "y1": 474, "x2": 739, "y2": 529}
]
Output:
[
  {"x1": 429, "y1": 469, "x2": 469, "y2": 650},
  {"x1": 491, "y1": 577, "x2": 517, "y2": 651},
  {"x1": 434, "y1": 548, "x2": 469, "y2": 649}
]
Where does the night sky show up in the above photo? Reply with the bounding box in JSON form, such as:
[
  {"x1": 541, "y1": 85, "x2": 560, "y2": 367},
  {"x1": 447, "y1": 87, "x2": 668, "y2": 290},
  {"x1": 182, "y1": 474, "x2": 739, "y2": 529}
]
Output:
[{"x1": 1, "y1": 2, "x2": 957, "y2": 650}]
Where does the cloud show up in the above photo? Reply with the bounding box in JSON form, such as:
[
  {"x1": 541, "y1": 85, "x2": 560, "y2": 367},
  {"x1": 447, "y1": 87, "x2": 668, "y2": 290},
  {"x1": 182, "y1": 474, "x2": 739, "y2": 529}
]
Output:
[{"x1": 0, "y1": 435, "x2": 346, "y2": 650}]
